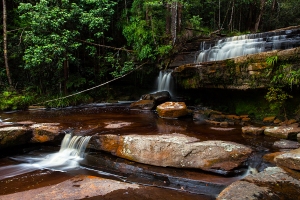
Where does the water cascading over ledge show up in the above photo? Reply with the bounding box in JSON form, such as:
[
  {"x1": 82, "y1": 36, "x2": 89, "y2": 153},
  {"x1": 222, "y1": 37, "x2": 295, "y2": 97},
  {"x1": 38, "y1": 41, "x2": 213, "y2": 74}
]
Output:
[
  {"x1": 157, "y1": 70, "x2": 174, "y2": 96},
  {"x1": 196, "y1": 28, "x2": 300, "y2": 63}
]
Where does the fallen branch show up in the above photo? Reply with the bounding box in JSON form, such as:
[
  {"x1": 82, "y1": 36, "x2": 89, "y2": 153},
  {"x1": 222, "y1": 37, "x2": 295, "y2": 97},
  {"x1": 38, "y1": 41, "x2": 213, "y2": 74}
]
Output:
[
  {"x1": 34, "y1": 62, "x2": 148, "y2": 105},
  {"x1": 76, "y1": 39, "x2": 134, "y2": 52}
]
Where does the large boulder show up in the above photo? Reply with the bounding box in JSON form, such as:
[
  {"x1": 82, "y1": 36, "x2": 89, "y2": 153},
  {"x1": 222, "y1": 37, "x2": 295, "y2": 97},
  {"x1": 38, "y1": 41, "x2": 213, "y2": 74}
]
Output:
[
  {"x1": 0, "y1": 126, "x2": 32, "y2": 148},
  {"x1": 274, "y1": 148, "x2": 300, "y2": 170},
  {"x1": 242, "y1": 126, "x2": 265, "y2": 135},
  {"x1": 30, "y1": 123, "x2": 63, "y2": 143},
  {"x1": 141, "y1": 91, "x2": 171, "y2": 103},
  {"x1": 264, "y1": 126, "x2": 300, "y2": 140},
  {"x1": 156, "y1": 102, "x2": 189, "y2": 118},
  {"x1": 217, "y1": 167, "x2": 300, "y2": 199},
  {"x1": 89, "y1": 133, "x2": 253, "y2": 174}
]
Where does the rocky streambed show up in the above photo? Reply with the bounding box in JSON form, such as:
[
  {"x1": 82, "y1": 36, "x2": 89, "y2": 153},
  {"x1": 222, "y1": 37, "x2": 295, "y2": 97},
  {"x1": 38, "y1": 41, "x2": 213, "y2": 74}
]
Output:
[{"x1": 1, "y1": 104, "x2": 300, "y2": 199}]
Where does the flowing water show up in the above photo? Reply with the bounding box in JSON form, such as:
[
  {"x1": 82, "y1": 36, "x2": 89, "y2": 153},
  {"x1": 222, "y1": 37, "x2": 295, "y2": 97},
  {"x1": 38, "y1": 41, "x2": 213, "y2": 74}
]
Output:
[
  {"x1": 196, "y1": 28, "x2": 300, "y2": 63},
  {"x1": 0, "y1": 104, "x2": 279, "y2": 199},
  {"x1": 157, "y1": 70, "x2": 174, "y2": 95}
]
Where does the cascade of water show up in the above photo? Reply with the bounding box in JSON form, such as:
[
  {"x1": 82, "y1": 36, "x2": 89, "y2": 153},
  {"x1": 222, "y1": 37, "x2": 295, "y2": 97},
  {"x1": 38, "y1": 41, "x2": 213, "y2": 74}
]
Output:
[
  {"x1": 196, "y1": 28, "x2": 300, "y2": 63},
  {"x1": 0, "y1": 134, "x2": 92, "y2": 180},
  {"x1": 157, "y1": 70, "x2": 174, "y2": 93}
]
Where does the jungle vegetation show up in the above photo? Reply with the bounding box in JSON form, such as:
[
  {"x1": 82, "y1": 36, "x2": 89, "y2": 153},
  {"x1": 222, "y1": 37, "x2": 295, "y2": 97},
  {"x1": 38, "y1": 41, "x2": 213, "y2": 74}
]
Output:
[{"x1": 1, "y1": 0, "x2": 300, "y2": 110}]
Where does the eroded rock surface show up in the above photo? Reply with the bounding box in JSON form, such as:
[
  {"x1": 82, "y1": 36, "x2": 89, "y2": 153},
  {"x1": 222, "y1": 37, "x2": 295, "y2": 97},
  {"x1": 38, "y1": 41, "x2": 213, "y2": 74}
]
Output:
[
  {"x1": 264, "y1": 126, "x2": 300, "y2": 140},
  {"x1": 242, "y1": 126, "x2": 264, "y2": 135},
  {"x1": 90, "y1": 133, "x2": 253, "y2": 173},
  {"x1": 217, "y1": 167, "x2": 300, "y2": 200},
  {"x1": 129, "y1": 100, "x2": 156, "y2": 110},
  {"x1": 30, "y1": 123, "x2": 63, "y2": 143},
  {"x1": 274, "y1": 148, "x2": 300, "y2": 170}
]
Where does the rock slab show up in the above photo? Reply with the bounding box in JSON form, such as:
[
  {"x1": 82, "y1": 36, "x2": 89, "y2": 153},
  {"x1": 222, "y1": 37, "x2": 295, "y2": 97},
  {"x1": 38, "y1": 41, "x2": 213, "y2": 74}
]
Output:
[
  {"x1": 90, "y1": 133, "x2": 253, "y2": 173},
  {"x1": 156, "y1": 102, "x2": 189, "y2": 118}
]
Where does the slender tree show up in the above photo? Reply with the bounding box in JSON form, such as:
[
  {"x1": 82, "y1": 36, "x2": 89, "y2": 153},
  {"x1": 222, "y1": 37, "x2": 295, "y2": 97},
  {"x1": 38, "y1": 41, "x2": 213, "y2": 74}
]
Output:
[{"x1": 2, "y1": 0, "x2": 12, "y2": 86}]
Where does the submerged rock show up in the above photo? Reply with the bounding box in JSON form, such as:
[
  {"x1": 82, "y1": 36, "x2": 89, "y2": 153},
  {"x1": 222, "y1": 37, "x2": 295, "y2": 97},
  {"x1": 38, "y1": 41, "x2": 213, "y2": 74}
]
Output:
[
  {"x1": 90, "y1": 133, "x2": 253, "y2": 174},
  {"x1": 156, "y1": 102, "x2": 189, "y2": 118},
  {"x1": 217, "y1": 167, "x2": 300, "y2": 199}
]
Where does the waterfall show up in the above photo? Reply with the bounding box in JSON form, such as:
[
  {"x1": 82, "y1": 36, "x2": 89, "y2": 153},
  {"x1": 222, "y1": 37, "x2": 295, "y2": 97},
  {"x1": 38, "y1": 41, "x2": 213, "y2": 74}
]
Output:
[
  {"x1": 0, "y1": 134, "x2": 91, "y2": 180},
  {"x1": 196, "y1": 28, "x2": 300, "y2": 63},
  {"x1": 157, "y1": 70, "x2": 174, "y2": 94}
]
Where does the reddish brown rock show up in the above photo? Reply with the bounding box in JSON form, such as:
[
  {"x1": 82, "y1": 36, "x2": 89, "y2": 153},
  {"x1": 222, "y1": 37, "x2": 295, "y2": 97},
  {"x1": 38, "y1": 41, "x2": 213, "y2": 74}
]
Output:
[
  {"x1": 242, "y1": 126, "x2": 264, "y2": 135},
  {"x1": 0, "y1": 175, "x2": 140, "y2": 200},
  {"x1": 30, "y1": 123, "x2": 62, "y2": 143},
  {"x1": 263, "y1": 116, "x2": 276, "y2": 123},
  {"x1": 264, "y1": 126, "x2": 300, "y2": 139},
  {"x1": 274, "y1": 148, "x2": 300, "y2": 170},
  {"x1": 156, "y1": 102, "x2": 189, "y2": 118},
  {"x1": 218, "y1": 167, "x2": 300, "y2": 200},
  {"x1": 130, "y1": 100, "x2": 156, "y2": 110},
  {"x1": 217, "y1": 181, "x2": 274, "y2": 200},
  {"x1": 90, "y1": 134, "x2": 253, "y2": 173},
  {"x1": 263, "y1": 152, "x2": 285, "y2": 164}
]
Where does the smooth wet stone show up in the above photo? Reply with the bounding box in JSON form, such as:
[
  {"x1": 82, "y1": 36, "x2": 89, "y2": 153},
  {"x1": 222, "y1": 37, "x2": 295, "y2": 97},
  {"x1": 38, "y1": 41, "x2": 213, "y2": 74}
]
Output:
[
  {"x1": 130, "y1": 100, "x2": 156, "y2": 110},
  {"x1": 156, "y1": 102, "x2": 189, "y2": 118},
  {"x1": 104, "y1": 121, "x2": 132, "y2": 129},
  {"x1": 217, "y1": 181, "x2": 275, "y2": 200},
  {"x1": 0, "y1": 126, "x2": 32, "y2": 148},
  {"x1": 218, "y1": 167, "x2": 300, "y2": 200},
  {"x1": 30, "y1": 123, "x2": 63, "y2": 143},
  {"x1": 273, "y1": 139, "x2": 300, "y2": 149},
  {"x1": 90, "y1": 133, "x2": 253, "y2": 173},
  {"x1": 242, "y1": 126, "x2": 264, "y2": 135},
  {"x1": 263, "y1": 152, "x2": 285, "y2": 164},
  {"x1": 0, "y1": 175, "x2": 140, "y2": 200},
  {"x1": 274, "y1": 148, "x2": 300, "y2": 170},
  {"x1": 264, "y1": 126, "x2": 300, "y2": 139}
]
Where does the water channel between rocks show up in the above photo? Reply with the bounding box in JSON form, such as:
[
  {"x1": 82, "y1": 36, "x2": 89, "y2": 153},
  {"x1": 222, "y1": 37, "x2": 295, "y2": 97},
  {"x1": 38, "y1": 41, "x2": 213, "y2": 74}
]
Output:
[{"x1": 0, "y1": 104, "x2": 279, "y2": 199}]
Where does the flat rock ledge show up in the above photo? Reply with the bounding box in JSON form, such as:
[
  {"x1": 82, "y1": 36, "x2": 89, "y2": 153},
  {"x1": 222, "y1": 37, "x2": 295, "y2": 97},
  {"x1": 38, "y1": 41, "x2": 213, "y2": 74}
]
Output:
[
  {"x1": 89, "y1": 133, "x2": 253, "y2": 174},
  {"x1": 0, "y1": 123, "x2": 63, "y2": 148},
  {"x1": 217, "y1": 167, "x2": 300, "y2": 200}
]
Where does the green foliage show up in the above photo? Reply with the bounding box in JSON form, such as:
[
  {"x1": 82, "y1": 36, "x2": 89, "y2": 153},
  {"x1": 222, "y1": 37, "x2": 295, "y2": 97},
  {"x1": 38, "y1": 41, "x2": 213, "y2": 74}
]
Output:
[
  {"x1": 0, "y1": 89, "x2": 35, "y2": 111},
  {"x1": 266, "y1": 56, "x2": 278, "y2": 67},
  {"x1": 265, "y1": 87, "x2": 292, "y2": 118},
  {"x1": 189, "y1": 15, "x2": 202, "y2": 30}
]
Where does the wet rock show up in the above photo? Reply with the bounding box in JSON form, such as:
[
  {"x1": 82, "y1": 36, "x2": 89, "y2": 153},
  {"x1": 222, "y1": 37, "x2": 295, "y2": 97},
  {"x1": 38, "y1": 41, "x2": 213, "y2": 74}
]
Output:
[
  {"x1": 0, "y1": 175, "x2": 140, "y2": 200},
  {"x1": 273, "y1": 139, "x2": 300, "y2": 149},
  {"x1": 218, "y1": 167, "x2": 300, "y2": 200},
  {"x1": 263, "y1": 152, "x2": 285, "y2": 164},
  {"x1": 90, "y1": 133, "x2": 253, "y2": 174},
  {"x1": 0, "y1": 126, "x2": 32, "y2": 148},
  {"x1": 156, "y1": 102, "x2": 189, "y2": 118},
  {"x1": 217, "y1": 180, "x2": 275, "y2": 200},
  {"x1": 104, "y1": 121, "x2": 132, "y2": 129},
  {"x1": 141, "y1": 91, "x2": 171, "y2": 104},
  {"x1": 30, "y1": 123, "x2": 63, "y2": 143},
  {"x1": 263, "y1": 116, "x2": 276, "y2": 123},
  {"x1": 264, "y1": 126, "x2": 300, "y2": 140},
  {"x1": 193, "y1": 110, "x2": 209, "y2": 122},
  {"x1": 274, "y1": 148, "x2": 300, "y2": 170},
  {"x1": 242, "y1": 126, "x2": 264, "y2": 135},
  {"x1": 129, "y1": 100, "x2": 156, "y2": 110}
]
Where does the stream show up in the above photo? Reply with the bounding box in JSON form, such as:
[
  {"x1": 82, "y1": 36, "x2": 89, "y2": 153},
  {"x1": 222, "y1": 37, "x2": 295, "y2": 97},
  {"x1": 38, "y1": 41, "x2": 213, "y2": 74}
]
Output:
[{"x1": 0, "y1": 103, "x2": 279, "y2": 199}]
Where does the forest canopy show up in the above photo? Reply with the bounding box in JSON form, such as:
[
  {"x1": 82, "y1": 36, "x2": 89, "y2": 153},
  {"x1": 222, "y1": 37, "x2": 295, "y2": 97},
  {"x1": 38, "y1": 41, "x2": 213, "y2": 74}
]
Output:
[{"x1": 1, "y1": 0, "x2": 300, "y2": 109}]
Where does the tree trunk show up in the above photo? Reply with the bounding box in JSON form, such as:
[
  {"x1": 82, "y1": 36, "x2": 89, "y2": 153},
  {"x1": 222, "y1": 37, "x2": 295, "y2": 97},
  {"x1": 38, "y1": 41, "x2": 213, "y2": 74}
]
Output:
[
  {"x1": 2, "y1": 0, "x2": 12, "y2": 86},
  {"x1": 254, "y1": 0, "x2": 266, "y2": 32},
  {"x1": 166, "y1": 3, "x2": 171, "y2": 36}
]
